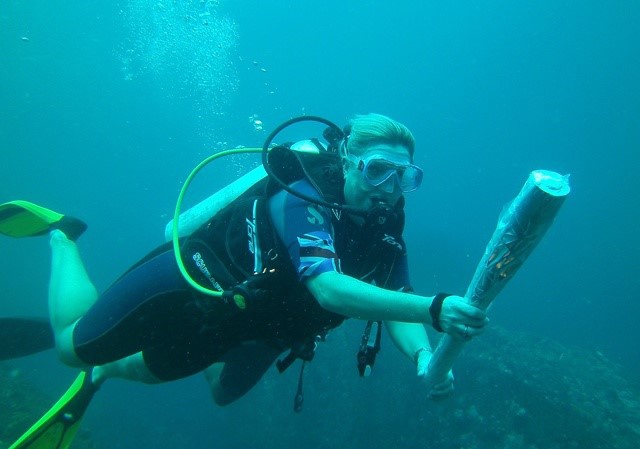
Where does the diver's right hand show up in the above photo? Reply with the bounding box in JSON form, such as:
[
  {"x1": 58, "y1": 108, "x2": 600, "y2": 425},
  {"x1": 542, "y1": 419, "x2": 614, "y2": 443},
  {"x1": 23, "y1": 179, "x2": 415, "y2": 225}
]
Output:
[{"x1": 435, "y1": 295, "x2": 488, "y2": 340}]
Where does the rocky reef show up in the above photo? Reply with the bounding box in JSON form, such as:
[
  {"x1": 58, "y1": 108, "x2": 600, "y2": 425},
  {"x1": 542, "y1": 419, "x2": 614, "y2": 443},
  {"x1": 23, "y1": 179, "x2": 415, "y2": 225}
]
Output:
[
  {"x1": 218, "y1": 325, "x2": 640, "y2": 449},
  {"x1": 1, "y1": 326, "x2": 638, "y2": 449},
  {"x1": 415, "y1": 327, "x2": 640, "y2": 449}
]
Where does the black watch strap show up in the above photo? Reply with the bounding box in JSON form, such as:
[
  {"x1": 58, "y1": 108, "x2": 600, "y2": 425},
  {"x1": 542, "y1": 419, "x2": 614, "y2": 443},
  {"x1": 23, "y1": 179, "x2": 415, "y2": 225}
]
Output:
[{"x1": 429, "y1": 293, "x2": 451, "y2": 332}]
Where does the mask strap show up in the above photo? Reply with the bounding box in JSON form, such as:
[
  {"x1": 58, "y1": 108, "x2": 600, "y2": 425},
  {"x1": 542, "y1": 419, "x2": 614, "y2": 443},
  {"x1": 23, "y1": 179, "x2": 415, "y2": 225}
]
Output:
[{"x1": 339, "y1": 125, "x2": 352, "y2": 158}]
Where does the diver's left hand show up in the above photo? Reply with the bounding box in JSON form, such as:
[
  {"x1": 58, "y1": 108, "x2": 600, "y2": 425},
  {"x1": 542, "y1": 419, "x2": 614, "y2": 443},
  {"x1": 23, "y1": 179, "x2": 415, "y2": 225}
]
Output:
[{"x1": 416, "y1": 348, "x2": 454, "y2": 399}]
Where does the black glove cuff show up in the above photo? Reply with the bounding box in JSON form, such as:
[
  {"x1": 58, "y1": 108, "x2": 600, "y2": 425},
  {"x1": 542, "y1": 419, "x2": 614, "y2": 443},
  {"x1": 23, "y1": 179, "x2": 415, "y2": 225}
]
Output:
[{"x1": 429, "y1": 293, "x2": 451, "y2": 332}]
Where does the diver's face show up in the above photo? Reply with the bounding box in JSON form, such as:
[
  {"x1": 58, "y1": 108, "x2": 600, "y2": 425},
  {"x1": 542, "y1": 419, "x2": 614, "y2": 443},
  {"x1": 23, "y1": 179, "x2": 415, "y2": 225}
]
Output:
[{"x1": 343, "y1": 143, "x2": 411, "y2": 215}]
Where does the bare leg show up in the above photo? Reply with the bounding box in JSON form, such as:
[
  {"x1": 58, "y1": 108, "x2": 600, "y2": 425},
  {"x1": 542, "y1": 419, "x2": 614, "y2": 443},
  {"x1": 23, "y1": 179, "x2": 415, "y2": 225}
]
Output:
[
  {"x1": 48, "y1": 230, "x2": 97, "y2": 367},
  {"x1": 48, "y1": 230, "x2": 164, "y2": 386},
  {"x1": 204, "y1": 362, "x2": 228, "y2": 405},
  {"x1": 92, "y1": 353, "x2": 162, "y2": 385}
]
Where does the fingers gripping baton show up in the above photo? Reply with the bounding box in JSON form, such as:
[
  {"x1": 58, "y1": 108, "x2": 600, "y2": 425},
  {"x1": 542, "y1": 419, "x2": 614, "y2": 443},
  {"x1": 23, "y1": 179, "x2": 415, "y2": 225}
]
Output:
[{"x1": 425, "y1": 170, "x2": 571, "y2": 389}]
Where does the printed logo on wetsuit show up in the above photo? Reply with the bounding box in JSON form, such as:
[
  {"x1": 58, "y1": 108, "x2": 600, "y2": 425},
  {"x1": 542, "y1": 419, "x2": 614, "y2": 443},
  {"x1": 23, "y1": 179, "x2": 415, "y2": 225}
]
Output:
[
  {"x1": 382, "y1": 234, "x2": 403, "y2": 251},
  {"x1": 306, "y1": 205, "x2": 324, "y2": 225},
  {"x1": 246, "y1": 217, "x2": 257, "y2": 254},
  {"x1": 192, "y1": 252, "x2": 223, "y2": 291}
]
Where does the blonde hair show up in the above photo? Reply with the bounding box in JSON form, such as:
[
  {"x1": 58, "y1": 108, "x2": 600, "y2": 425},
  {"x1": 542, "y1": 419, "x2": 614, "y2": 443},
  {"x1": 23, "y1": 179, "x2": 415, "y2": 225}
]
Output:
[{"x1": 345, "y1": 113, "x2": 415, "y2": 160}]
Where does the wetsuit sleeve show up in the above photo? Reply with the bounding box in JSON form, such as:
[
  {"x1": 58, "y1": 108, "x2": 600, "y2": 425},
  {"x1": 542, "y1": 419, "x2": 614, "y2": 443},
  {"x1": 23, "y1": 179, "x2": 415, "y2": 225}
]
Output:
[{"x1": 268, "y1": 180, "x2": 341, "y2": 281}]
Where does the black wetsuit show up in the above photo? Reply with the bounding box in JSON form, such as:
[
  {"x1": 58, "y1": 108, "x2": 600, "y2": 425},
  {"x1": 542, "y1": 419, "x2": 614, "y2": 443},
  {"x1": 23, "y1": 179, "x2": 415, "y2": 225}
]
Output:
[{"x1": 72, "y1": 179, "x2": 411, "y2": 384}]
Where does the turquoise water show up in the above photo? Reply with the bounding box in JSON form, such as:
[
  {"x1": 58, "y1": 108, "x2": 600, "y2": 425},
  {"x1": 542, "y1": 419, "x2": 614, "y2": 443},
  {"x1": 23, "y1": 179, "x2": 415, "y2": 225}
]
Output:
[{"x1": 1, "y1": 1, "x2": 638, "y2": 448}]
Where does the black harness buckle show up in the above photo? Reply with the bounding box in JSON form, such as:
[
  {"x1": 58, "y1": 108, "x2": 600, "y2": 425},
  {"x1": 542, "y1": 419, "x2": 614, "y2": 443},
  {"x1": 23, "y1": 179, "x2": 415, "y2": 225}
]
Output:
[
  {"x1": 276, "y1": 336, "x2": 320, "y2": 413},
  {"x1": 357, "y1": 320, "x2": 382, "y2": 377}
]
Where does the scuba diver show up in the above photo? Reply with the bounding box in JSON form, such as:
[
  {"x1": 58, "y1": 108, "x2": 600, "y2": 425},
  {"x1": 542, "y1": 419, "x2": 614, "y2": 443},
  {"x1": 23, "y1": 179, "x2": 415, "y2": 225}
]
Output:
[{"x1": 0, "y1": 113, "x2": 488, "y2": 449}]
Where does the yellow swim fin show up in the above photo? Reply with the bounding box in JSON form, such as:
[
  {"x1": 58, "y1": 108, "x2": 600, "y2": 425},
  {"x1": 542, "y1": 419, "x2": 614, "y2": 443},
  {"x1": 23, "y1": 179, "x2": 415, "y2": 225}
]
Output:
[
  {"x1": 9, "y1": 371, "x2": 97, "y2": 449},
  {"x1": 0, "y1": 200, "x2": 86, "y2": 240}
]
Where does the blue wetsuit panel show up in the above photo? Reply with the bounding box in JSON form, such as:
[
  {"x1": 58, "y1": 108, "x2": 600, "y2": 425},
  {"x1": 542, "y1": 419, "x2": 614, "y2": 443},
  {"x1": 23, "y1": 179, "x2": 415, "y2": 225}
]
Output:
[
  {"x1": 268, "y1": 179, "x2": 340, "y2": 281},
  {"x1": 268, "y1": 179, "x2": 411, "y2": 291}
]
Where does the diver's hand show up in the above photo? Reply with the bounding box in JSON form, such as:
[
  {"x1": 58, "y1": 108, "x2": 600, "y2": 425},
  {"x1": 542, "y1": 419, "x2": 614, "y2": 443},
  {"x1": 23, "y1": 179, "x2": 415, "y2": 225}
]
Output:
[
  {"x1": 436, "y1": 295, "x2": 488, "y2": 340},
  {"x1": 416, "y1": 348, "x2": 454, "y2": 399}
]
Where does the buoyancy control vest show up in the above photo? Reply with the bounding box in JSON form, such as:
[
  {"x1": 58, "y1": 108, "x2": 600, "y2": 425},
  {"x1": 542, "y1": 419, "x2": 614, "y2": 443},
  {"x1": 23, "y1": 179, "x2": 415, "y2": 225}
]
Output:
[{"x1": 180, "y1": 140, "x2": 408, "y2": 347}]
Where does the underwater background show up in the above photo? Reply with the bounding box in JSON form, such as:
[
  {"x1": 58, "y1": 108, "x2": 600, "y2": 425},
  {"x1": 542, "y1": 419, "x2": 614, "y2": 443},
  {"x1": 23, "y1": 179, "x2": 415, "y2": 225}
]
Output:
[{"x1": 1, "y1": 1, "x2": 638, "y2": 448}]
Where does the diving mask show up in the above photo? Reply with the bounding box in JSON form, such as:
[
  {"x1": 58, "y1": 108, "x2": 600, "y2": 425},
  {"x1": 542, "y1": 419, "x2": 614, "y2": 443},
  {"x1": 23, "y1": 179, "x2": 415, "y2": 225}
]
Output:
[{"x1": 348, "y1": 153, "x2": 424, "y2": 193}]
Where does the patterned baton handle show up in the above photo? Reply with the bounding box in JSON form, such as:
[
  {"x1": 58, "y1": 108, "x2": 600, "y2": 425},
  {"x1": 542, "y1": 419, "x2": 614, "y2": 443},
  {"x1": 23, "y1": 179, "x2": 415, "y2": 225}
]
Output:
[{"x1": 424, "y1": 170, "x2": 571, "y2": 389}]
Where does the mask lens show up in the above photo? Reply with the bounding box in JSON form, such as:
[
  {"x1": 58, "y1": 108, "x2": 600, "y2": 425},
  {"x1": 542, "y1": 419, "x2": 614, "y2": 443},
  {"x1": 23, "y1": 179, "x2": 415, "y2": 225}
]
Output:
[
  {"x1": 364, "y1": 159, "x2": 395, "y2": 184},
  {"x1": 362, "y1": 159, "x2": 423, "y2": 192},
  {"x1": 399, "y1": 165, "x2": 423, "y2": 192}
]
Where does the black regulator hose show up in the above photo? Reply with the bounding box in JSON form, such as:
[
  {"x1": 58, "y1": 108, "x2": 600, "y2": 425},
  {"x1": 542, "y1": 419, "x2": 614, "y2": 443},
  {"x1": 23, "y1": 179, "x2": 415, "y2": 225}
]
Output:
[{"x1": 260, "y1": 115, "x2": 368, "y2": 217}]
